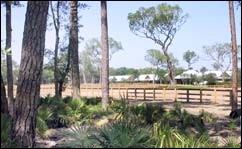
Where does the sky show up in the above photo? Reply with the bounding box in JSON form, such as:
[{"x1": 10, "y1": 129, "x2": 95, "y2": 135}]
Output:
[{"x1": 1, "y1": 1, "x2": 241, "y2": 71}]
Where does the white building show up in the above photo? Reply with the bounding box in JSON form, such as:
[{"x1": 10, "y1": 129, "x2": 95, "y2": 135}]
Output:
[
  {"x1": 109, "y1": 74, "x2": 159, "y2": 83},
  {"x1": 204, "y1": 70, "x2": 232, "y2": 82},
  {"x1": 175, "y1": 69, "x2": 232, "y2": 84},
  {"x1": 109, "y1": 75, "x2": 132, "y2": 82},
  {"x1": 135, "y1": 74, "x2": 159, "y2": 82}
]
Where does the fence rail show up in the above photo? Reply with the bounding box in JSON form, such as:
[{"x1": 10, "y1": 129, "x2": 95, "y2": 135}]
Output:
[{"x1": 6, "y1": 84, "x2": 241, "y2": 105}]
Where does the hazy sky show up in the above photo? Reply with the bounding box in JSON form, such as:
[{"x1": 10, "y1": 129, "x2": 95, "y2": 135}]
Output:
[{"x1": 1, "y1": 1, "x2": 241, "y2": 70}]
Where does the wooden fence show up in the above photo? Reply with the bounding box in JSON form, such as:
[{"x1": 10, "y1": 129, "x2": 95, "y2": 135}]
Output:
[{"x1": 8, "y1": 84, "x2": 241, "y2": 105}]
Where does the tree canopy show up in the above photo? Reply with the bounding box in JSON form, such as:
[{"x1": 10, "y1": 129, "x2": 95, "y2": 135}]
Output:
[
  {"x1": 183, "y1": 50, "x2": 199, "y2": 69},
  {"x1": 128, "y1": 3, "x2": 188, "y2": 85}
]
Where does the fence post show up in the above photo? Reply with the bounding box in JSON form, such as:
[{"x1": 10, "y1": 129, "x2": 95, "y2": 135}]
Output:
[
  {"x1": 144, "y1": 89, "x2": 146, "y2": 100},
  {"x1": 229, "y1": 90, "x2": 232, "y2": 106},
  {"x1": 214, "y1": 87, "x2": 217, "y2": 103},
  {"x1": 111, "y1": 87, "x2": 113, "y2": 98},
  {"x1": 200, "y1": 89, "x2": 202, "y2": 103},
  {"x1": 119, "y1": 86, "x2": 121, "y2": 99},
  {"x1": 153, "y1": 88, "x2": 155, "y2": 100},
  {"x1": 126, "y1": 88, "x2": 128, "y2": 100},
  {"x1": 85, "y1": 85, "x2": 88, "y2": 97},
  {"x1": 187, "y1": 89, "x2": 189, "y2": 102},
  {"x1": 163, "y1": 88, "x2": 166, "y2": 101},
  {"x1": 135, "y1": 88, "x2": 137, "y2": 100},
  {"x1": 174, "y1": 88, "x2": 177, "y2": 102}
]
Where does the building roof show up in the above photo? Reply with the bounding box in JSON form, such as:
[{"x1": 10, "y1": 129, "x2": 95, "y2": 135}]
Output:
[
  {"x1": 204, "y1": 70, "x2": 232, "y2": 79},
  {"x1": 135, "y1": 74, "x2": 159, "y2": 81},
  {"x1": 109, "y1": 75, "x2": 132, "y2": 82},
  {"x1": 175, "y1": 69, "x2": 202, "y2": 79},
  {"x1": 175, "y1": 70, "x2": 233, "y2": 80},
  {"x1": 182, "y1": 70, "x2": 201, "y2": 76}
]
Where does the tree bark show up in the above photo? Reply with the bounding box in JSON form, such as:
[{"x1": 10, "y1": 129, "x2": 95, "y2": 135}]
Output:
[
  {"x1": 163, "y1": 48, "x2": 176, "y2": 85},
  {"x1": 1, "y1": 73, "x2": 9, "y2": 114},
  {"x1": 5, "y1": 1, "x2": 14, "y2": 117},
  {"x1": 70, "y1": 1, "x2": 80, "y2": 99},
  {"x1": 101, "y1": 1, "x2": 109, "y2": 110},
  {"x1": 11, "y1": 2, "x2": 49, "y2": 147},
  {"x1": 228, "y1": 1, "x2": 238, "y2": 112},
  {"x1": 99, "y1": 65, "x2": 102, "y2": 84}
]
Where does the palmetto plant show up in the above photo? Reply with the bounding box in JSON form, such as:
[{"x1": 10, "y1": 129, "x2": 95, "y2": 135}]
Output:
[
  {"x1": 90, "y1": 120, "x2": 155, "y2": 148},
  {"x1": 153, "y1": 123, "x2": 217, "y2": 148},
  {"x1": 36, "y1": 107, "x2": 53, "y2": 138},
  {"x1": 59, "y1": 125, "x2": 97, "y2": 148}
]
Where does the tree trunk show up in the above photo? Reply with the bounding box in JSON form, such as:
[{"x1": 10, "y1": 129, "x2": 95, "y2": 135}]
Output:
[
  {"x1": 228, "y1": 1, "x2": 238, "y2": 112},
  {"x1": 101, "y1": 1, "x2": 109, "y2": 111},
  {"x1": 58, "y1": 81, "x2": 64, "y2": 97},
  {"x1": 99, "y1": 65, "x2": 102, "y2": 84},
  {"x1": 1, "y1": 73, "x2": 9, "y2": 114},
  {"x1": 50, "y1": 1, "x2": 61, "y2": 97},
  {"x1": 82, "y1": 68, "x2": 87, "y2": 84},
  {"x1": 70, "y1": 1, "x2": 80, "y2": 99},
  {"x1": 163, "y1": 49, "x2": 176, "y2": 85},
  {"x1": 11, "y1": 2, "x2": 49, "y2": 147},
  {"x1": 57, "y1": 38, "x2": 71, "y2": 98},
  {"x1": 5, "y1": 1, "x2": 14, "y2": 117}
]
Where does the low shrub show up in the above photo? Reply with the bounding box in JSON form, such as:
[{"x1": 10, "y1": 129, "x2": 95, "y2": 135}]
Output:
[
  {"x1": 90, "y1": 120, "x2": 155, "y2": 148},
  {"x1": 153, "y1": 123, "x2": 217, "y2": 148},
  {"x1": 1, "y1": 114, "x2": 19, "y2": 148}
]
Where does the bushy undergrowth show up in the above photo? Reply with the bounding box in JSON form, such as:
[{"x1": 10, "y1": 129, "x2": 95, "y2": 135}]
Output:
[
  {"x1": 153, "y1": 124, "x2": 217, "y2": 148},
  {"x1": 1, "y1": 114, "x2": 19, "y2": 148},
  {"x1": 90, "y1": 120, "x2": 155, "y2": 148},
  {"x1": 111, "y1": 100, "x2": 166, "y2": 125},
  {"x1": 35, "y1": 96, "x2": 239, "y2": 148},
  {"x1": 64, "y1": 120, "x2": 155, "y2": 148},
  {"x1": 36, "y1": 95, "x2": 111, "y2": 138},
  {"x1": 198, "y1": 109, "x2": 218, "y2": 123}
]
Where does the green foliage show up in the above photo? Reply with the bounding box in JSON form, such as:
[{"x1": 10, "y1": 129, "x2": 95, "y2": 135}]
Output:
[
  {"x1": 128, "y1": 3, "x2": 188, "y2": 42},
  {"x1": 36, "y1": 107, "x2": 53, "y2": 138},
  {"x1": 168, "y1": 102, "x2": 206, "y2": 135},
  {"x1": 153, "y1": 123, "x2": 217, "y2": 148},
  {"x1": 203, "y1": 43, "x2": 239, "y2": 72},
  {"x1": 130, "y1": 103, "x2": 166, "y2": 124},
  {"x1": 90, "y1": 120, "x2": 154, "y2": 148},
  {"x1": 37, "y1": 96, "x2": 112, "y2": 131},
  {"x1": 145, "y1": 49, "x2": 178, "y2": 80},
  {"x1": 80, "y1": 37, "x2": 123, "y2": 83},
  {"x1": 1, "y1": 56, "x2": 19, "y2": 84},
  {"x1": 205, "y1": 73, "x2": 217, "y2": 85},
  {"x1": 222, "y1": 136, "x2": 241, "y2": 148},
  {"x1": 41, "y1": 67, "x2": 54, "y2": 84},
  {"x1": 183, "y1": 50, "x2": 199, "y2": 69},
  {"x1": 227, "y1": 121, "x2": 237, "y2": 131},
  {"x1": 58, "y1": 125, "x2": 97, "y2": 148},
  {"x1": 81, "y1": 97, "x2": 101, "y2": 105},
  {"x1": 145, "y1": 49, "x2": 167, "y2": 68},
  {"x1": 199, "y1": 109, "x2": 218, "y2": 123},
  {"x1": 65, "y1": 99, "x2": 87, "y2": 125},
  {"x1": 1, "y1": 114, "x2": 19, "y2": 148},
  {"x1": 111, "y1": 101, "x2": 166, "y2": 125}
]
